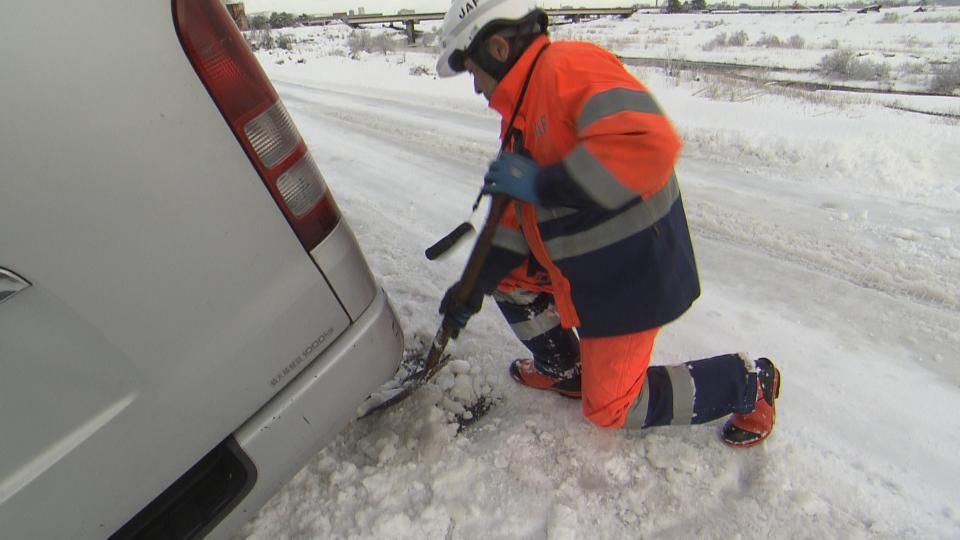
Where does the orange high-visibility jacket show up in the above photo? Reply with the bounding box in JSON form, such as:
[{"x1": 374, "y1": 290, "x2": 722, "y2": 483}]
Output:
[{"x1": 476, "y1": 35, "x2": 700, "y2": 338}]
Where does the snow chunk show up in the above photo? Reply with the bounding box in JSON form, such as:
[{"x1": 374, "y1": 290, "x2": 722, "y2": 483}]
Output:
[
  {"x1": 329, "y1": 462, "x2": 358, "y2": 486},
  {"x1": 603, "y1": 456, "x2": 634, "y2": 486},
  {"x1": 643, "y1": 436, "x2": 700, "y2": 473},
  {"x1": 370, "y1": 511, "x2": 414, "y2": 539},
  {"x1": 792, "y1": 491, "x2": 831, "y2": 516},
  {"x1": 892, "y1": 228, "x2": 921, "y2": 241},
  {"x1": 431, "y1": 457, "x2": 483, "y2": 497},
  {"x1": 930, "y1": 226, "x2": 952, "y2": 240},
  {"x1": 448, "y1": 358, "x2": 472, "y2": 374},
  {"x1": 357, "y1": 432, "x2": 401, "y2": 464},
  {"x1": 434, "y1": 372, "x2": 456, "y2": 391},
  {"x1": 361, "y1": 471, "x2": 396, "y2": 504},
  {"x1": 547, "y1": 504, "x2": 579, "y2": 540},
  {"x1": 449, "y1": 372, "x2": 479, "y2": 403}
]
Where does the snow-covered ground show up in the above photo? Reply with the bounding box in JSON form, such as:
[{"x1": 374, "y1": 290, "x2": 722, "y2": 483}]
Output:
[
  {"x1": 238, "y1": 9, "x2": 960, "y2": 539},
  {"x1": 561, "y1": 6, "x2": 959, "y2": 69}
]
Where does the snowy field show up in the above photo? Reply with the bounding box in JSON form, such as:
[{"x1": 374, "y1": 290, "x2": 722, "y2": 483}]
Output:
[
  {"x1": 561, "y1": 7, "x2": 958, "y2": 74},
  {"x1": 238, "y1": 8, "x2": 959, "y2": 539}
]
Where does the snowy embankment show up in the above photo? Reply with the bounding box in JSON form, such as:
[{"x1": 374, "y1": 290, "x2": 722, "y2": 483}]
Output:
[{"x1": 239, "y1": 14, "x2": 959, "y2": 540}]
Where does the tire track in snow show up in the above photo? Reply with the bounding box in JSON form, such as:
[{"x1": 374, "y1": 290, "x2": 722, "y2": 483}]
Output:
[
  {"x1": 276, "y1": 80, "x2": 500, "y2": 175},
  {"x1": 685, "y1": 195, "x2": 960, "y2": 313}
]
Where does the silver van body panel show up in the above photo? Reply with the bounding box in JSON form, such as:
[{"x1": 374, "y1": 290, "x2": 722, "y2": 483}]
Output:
[{"x1": 0, "y1": 1, "x2": 402, "y2": 537}]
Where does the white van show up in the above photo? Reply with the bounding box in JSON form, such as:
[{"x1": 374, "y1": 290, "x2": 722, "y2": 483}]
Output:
[{"x1": 0, "y1": 1, "x2": 404, "y2": 538}]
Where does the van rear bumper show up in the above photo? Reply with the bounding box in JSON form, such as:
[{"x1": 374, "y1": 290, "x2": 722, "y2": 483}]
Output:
[{"x1": 209, "y1": 287, "x2": 403, "y2": 538}]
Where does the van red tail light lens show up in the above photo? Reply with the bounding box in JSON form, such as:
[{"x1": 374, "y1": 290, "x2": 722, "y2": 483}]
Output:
[{"x1": 173, "y1": 0, "x2": 340, "y2": 251}]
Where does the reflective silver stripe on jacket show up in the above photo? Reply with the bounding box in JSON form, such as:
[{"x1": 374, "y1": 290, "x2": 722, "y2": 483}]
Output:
[
  {"x1": 492, "y1": 225, "x2": 530, "y2": 256},
  {"x1": 577, "y1": 88, "x2": 664, "y2": 131},
  {"x1": 535, "y1": 206, "x2": 579, "y2": 223},
  {"x1": 564, "y1": 146, "x2": 638, "y2": 209},
  {"x1": 538, "y1": 172, "x2": 679, "y2": 261},
  {"x1": 564, "y1": 88, "x2": 667, "y2": 209}
]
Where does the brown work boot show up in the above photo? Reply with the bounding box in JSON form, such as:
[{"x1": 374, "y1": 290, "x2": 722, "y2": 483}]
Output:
[
  {"x1": 721, "y1": 358, "x2": 780, "y2": 448},
  {"x1": 509, "y1": 358, "x2": 582, "y2": 399}
]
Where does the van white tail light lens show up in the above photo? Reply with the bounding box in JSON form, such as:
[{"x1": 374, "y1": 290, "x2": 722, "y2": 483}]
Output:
[
  {"x1": 277, "y1": 156, "x2": 326, "y2": 217},
  {"x1": 244, "y1": 102, "x2": 299, "y2": 168},
  {"x1": 174, "y1": 0, "x2": 340, "y2": 250}
]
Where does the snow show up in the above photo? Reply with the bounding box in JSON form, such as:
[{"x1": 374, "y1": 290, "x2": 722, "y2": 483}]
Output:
[
  {"x1": 240, "y1": 9, "x2": 959, "y2": 540},
  {"x1": 569, "y1": 8, "x2": 958, "y2": 65}
]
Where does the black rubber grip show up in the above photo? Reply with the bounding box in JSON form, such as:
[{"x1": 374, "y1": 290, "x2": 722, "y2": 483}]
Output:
[{"x1": 425, "y1": 222, "x2": 475, "y2": 260}]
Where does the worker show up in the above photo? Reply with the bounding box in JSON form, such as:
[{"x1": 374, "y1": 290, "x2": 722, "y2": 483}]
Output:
[{"x1": 435, "y1": 0, "x2": 779, "y2": 447}]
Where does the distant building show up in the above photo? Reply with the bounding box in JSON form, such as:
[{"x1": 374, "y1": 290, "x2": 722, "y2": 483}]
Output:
[
  {"x1": 221, "y1": 0, "x2": 248, "y2": 30},
  {"x1": 398, "y1": 8, "x2": 416, "y2": 14},
  {"x1": 358, "y1": 7, "x2": 366, "y2": 14}
]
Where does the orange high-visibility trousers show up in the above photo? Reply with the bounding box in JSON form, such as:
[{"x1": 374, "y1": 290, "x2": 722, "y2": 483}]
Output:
[{"x1": 580, "y1": 327, "x2": 661, "y2": 429}]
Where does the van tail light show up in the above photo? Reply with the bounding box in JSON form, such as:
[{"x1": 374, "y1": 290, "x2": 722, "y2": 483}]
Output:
[{"x1": 172, "y1": 0, "x2": 339, "y2": 251}]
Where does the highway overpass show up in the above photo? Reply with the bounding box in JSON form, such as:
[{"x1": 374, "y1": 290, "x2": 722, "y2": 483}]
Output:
[{"x1": 305, "y1": 7, "x2": 639, "y2": 44}]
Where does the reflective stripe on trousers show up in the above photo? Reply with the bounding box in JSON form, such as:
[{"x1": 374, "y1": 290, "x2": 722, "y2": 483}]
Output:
[
  {"x1": 623, "y1": 353, "x2": 760, "y2": 430},
  {"x1": 493, "y1": 289, "x2": 580, "y2": 376}
]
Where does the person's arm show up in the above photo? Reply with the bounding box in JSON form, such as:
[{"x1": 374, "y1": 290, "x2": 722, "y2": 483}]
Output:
[
  {"x1": 475, "y1": 221, "x2": 529, "y2": 295},
  {"x1": 438, "y1": 217, "x2": 529, "y2": 336},
  {"x1": 533, "y1": 162, "x2": 595, "y2": 209},
  {"x1": 538, "y1": 54, "x2": 683, "y2": 209}
]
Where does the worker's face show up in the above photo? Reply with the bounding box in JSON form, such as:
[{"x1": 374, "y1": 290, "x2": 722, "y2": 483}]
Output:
[
  {"x1": 463, "y1": 34, "x2": 511, "y2": 102},
  {"x1": 464, "y1": 58, "x2": 498, "y2": 101}
]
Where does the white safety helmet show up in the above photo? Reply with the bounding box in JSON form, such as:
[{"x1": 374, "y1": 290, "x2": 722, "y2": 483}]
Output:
[{"x1": 436, "y1": 0, "x2": 543, "y2": 78}]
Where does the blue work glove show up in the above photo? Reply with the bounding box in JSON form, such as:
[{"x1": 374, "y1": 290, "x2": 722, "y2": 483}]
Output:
[
  {"x1": 438, "y1": 282, "x2": 483, "y2": 339},
  {"x1": 482, "y1": 152, "x2": 542, "y2": 204}
]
